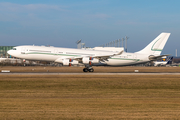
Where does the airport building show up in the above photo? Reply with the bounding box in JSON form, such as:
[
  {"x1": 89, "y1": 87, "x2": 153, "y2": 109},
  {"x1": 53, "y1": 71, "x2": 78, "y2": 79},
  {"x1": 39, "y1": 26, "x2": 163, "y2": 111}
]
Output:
[{"x1": 0, "y1": 46, "x2": 14, "y2": 58}]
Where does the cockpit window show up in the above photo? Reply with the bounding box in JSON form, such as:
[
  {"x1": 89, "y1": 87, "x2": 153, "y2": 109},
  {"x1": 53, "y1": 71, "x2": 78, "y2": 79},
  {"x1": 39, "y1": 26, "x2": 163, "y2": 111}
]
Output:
[{"x1": 13, "y1": 48, "x2": 17, "y2": 50}]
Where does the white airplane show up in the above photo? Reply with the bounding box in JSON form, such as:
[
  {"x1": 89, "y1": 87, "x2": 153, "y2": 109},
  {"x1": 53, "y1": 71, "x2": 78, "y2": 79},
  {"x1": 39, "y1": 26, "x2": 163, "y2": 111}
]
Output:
[
  {"x1": 7, "y1": 32, "x2": 171, "y2": 72},
  {"x1": 154, "y1": 56, "x2": 173, "y2": 66}
]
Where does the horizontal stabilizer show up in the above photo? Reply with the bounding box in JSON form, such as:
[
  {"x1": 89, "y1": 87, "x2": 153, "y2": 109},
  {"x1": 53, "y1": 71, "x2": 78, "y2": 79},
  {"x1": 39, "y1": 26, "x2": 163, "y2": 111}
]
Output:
[{"x1": 149, "y1": 54, "x2": 170, "y2": 61}]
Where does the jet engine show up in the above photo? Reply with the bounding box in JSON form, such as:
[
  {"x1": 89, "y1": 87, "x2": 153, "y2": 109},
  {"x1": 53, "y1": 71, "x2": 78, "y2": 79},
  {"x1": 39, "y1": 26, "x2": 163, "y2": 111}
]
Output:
[
  {"x1": 55, "y1": 58, "x2": 78, "y2": 66},
  {"x1": 91, "y1": 58, "x2": 99, "y2": 63},
  {"x1": 82, "y1": 57, "x2": 99, "y2": 65},
  {"x1": 82, "y1": 57, "x2": 90, "y2": 64},
  {"x1": 62, "y1": 59, "x2": 71, "y2": 66}
]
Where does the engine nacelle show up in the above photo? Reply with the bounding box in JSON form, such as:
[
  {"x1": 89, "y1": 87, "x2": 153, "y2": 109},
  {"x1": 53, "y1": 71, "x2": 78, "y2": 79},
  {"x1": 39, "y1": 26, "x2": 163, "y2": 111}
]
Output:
[
  {"x1": 82, "y1": 57, "x2": 99, "y2": 65},
  {"x1": 71, "y1": 60, "x2": 79, "y2": 65},
  {"x1": 55, "y1": 58, "x2": 79, "y2": 66},
  {"x1": 55, "y1": 58, "x2": 71, "y2": 66},
  {"x1": 62, "y1": 59, "x2": 70, "y2": 66},
  {"x1": 82, "y1": 57, "x2": 90, "y2": 64},
  {"x1": 91, "y1": 58, "x2": 99, "y2": 64}
]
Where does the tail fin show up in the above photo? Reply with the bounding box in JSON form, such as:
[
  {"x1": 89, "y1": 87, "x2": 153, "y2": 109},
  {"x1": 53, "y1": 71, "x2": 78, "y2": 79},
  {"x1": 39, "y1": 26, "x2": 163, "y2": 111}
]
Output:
[
  {"x1": 167, "y1": 56, "x2": 173, "y2": 64},
  {"x1": 136, "y1": 33, "x2": 171, "y2": 55}
]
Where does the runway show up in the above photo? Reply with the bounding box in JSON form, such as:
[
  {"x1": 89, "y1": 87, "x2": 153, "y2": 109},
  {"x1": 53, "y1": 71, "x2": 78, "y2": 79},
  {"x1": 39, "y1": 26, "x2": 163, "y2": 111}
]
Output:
[{"x1": 1, "y1": 72, "x2": 180, "y2": 75}]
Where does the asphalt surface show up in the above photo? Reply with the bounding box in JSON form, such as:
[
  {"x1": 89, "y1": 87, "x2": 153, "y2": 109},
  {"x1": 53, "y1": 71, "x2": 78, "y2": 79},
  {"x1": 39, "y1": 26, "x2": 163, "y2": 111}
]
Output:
[{"x1": 1, "y1": 72, "x2": 180, "y2": 75}]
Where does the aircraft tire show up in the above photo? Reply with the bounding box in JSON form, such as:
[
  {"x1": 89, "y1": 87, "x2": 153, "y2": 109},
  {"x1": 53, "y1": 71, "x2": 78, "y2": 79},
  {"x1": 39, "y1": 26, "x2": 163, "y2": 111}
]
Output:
[
  {"x1": 89, "y1": 68, "x2": 94, "y2": 72},
  {"x1": 83, "y1": 68, "x2": 88, "y2": 72}
]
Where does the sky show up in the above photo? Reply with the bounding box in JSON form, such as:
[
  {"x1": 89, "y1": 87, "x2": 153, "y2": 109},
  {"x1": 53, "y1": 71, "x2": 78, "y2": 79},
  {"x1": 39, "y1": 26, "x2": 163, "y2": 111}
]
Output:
[{"x1": 0, "y1": 0, "x2": 180, "y2": 56}]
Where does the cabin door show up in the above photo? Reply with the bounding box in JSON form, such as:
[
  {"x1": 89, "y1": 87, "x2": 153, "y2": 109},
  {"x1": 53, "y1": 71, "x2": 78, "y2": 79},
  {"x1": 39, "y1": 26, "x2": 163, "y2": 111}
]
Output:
[
  {"x1": 21, "y1": 48, "x2": 26, "y2": 54},
  {"x1": 133, "y1": 54, "x2": 137, "y2": 60}
]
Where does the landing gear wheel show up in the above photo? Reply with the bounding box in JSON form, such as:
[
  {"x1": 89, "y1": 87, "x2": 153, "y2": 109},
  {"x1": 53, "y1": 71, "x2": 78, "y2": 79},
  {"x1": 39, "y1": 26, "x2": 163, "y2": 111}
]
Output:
[
  {"x1": 89, "y1": 68, "x2": 94, "y2": 72},
  {"x1": 83, "y1": 68, "x2": 88, "y2": 72}
]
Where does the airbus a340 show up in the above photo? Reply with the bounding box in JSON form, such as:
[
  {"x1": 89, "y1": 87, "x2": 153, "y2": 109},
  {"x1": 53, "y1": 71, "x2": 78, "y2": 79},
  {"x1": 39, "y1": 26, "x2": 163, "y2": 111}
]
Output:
[{"x1": 8, "y1": 33, "x2": 171, "y2": 72}]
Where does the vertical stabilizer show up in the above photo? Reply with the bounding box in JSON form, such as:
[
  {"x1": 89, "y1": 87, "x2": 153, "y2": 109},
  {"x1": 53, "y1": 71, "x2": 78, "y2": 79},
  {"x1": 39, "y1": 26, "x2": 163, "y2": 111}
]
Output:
[{"x1": 136, "y1": 33, "x2": 171, "y2": 55}]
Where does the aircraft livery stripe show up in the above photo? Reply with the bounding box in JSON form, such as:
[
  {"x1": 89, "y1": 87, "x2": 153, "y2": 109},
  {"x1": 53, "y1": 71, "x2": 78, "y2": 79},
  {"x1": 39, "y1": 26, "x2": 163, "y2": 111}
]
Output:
[
  {"x1": 110, "y1": 58, "x2": 140, "y2": 61},
  {"x1": 26, "y1": 52, "x2": 79, "y2": 57},
  {"x1": 151, "y1": 38, "x2": 162, "y2": 51}
]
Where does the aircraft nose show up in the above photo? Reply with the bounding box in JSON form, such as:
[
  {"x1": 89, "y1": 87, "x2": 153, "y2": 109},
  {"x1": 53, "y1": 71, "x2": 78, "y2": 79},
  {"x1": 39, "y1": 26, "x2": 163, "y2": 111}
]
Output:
[{"x1": 7, "y1": 50, "x2": 12, "y2": 55}]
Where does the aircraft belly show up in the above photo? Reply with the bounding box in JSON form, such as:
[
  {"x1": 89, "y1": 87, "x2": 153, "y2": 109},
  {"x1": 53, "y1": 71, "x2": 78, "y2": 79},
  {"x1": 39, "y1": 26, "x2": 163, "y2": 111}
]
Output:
[{"x1": 105, "y1": 58, "x2": 136, "y2": 66}]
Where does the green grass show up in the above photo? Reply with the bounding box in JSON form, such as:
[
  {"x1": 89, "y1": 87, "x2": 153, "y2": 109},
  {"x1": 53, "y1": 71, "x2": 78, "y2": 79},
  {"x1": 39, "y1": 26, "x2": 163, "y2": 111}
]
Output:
[{"x1": 0, "y1": 75, "x2": 180, "y2": 119}]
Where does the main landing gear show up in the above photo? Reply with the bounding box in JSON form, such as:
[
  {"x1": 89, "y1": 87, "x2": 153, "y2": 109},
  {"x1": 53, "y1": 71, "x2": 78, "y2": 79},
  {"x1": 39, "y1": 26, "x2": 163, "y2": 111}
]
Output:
[{"x1": 83, "y1": 66, "x2": 94, "y2": 72}]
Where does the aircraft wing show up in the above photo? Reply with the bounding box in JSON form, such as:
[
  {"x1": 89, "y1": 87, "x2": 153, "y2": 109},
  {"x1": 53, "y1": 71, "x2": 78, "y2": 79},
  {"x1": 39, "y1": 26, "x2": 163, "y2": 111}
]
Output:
[
  {"x1": 92, "y1": 50, "x2": 124, "y2": 61},
  {"x1": 55, "y1": 50, "x2": 123, "y2": 64},
  {"x1": 73, "y1": 50, "x2": 124, "y2": 61},
  {"x1": 56, "y1": 50, "x2": 123, "y2": 61},
  {"x1": 149, "y1": 54, "x2": 170, "y2": 61}
]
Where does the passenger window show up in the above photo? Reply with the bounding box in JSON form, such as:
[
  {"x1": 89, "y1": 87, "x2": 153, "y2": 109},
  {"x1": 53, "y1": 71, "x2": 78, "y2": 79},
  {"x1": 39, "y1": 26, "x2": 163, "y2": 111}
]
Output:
[{"x1": 13, "y1": 48, "x2": 16, "y2": 50}]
